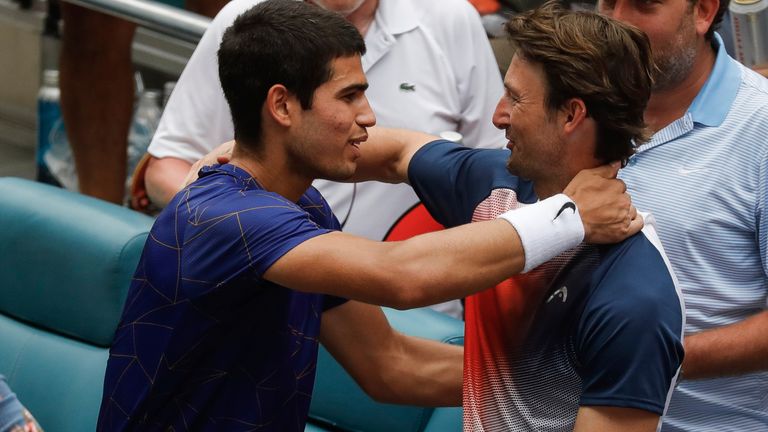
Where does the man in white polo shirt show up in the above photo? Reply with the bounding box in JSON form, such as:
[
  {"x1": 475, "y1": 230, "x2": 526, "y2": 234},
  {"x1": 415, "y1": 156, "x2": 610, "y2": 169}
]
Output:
[{"x1": 598, "y1": 0, "x2": 768, "y2": 429}]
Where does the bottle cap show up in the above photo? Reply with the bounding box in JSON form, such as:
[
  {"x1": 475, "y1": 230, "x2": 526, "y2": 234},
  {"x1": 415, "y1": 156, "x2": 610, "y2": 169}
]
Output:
[
  {"x1": 42, "y1": 69, "x2": 59, "y2": 87},
  {"x1": 163, "y1": 81, "x2": 176, "y2": 107},
  {"x1": 139, "y1": 90, "x2": 162, "y2": 105}
]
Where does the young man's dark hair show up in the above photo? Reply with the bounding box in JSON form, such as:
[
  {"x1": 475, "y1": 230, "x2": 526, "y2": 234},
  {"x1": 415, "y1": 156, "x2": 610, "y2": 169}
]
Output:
[
  {"x1": 218, "y1": 0, "x2": 366, "y2": 147},
  {"x1": 505, "y1": 0, "x2": 654, "y2": 166}
]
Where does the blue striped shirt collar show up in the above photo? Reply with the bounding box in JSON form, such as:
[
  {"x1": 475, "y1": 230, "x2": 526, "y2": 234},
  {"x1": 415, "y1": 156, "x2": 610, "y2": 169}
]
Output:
[
  {"x1": 688, "y1": 33, "x2": 741, "y2": 127},
  {"x1": 635, "y1": 33, "x2": 740, "y2": 153}
]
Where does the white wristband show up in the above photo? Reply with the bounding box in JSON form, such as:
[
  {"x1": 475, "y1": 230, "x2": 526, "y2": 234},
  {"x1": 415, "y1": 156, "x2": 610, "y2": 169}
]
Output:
[{"x1": 497, "y1": 194, "x2": 585, "y2": 273}]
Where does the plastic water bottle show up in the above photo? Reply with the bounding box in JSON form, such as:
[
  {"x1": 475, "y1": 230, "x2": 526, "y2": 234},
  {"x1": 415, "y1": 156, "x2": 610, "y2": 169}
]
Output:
[
  {"x1": 36, "y1": 69, "x2": 62, "y2": 185},
  {"x1": 162, "y1": 81, "x2": 176, "y2": 108},
  {"x1": 125, "y1": 89, "x2": 162, "y2": 196},
  {"x1": 37, "y1": 70, "x2": 79, "y2": 190}
]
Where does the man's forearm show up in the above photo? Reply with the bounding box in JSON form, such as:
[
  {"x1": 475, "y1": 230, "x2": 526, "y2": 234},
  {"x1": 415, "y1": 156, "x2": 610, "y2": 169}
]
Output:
[
  {"x1": 375, "y1": 335, "x2": 463, "y2": 406},
  {"x1": 319, "y1": 302, "x2": 462, "y2": 406},
  {"x1": 269, "y1": 195, "x2": 586, "y2": 309},
  {"x1": 682, "y1": 310, "x2": 768, "y2": 379},
  {"x1": 145, "y1": 156, "x2": 193, "y2": 208},
  {"x1": 350, "y1": 127, "x2": 436, "y2": 184},
  {"x1": 574, "y1": 406, "x2": 659, "y2": 432}
]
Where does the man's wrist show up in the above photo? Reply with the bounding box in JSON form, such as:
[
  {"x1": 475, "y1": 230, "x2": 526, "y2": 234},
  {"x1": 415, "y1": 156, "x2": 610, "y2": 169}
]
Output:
[{"x1": 497, "y1": 194, "x2": 585, "y2": 272}]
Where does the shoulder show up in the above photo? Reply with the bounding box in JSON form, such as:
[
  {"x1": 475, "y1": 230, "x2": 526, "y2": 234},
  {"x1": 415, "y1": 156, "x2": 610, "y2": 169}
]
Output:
[
  {"x1": 301, "y1": 187, "x2": 340, "y2": 230},
  {"x1": 733, "y1": 61, "x2": 768, "y2": 120},
  {"x1": 739, "y1": 62, "x2": 768, "y2": 96},
  {"x1": 408, "y1": 140, "x2": 536, "y2": 225},
  {"x1": 587, "y1": 217, "x2": 683, "y2": 325},
  {"x1": 390, "y1": 0, "x2": 484, "y2": 41},
  {"x1": 170, "y1": 173, "x2": 334, "y2": 270},
  {"x1": 172, "y1": 169, "x2": 326, "y2": 234},
  {"x1": 411, "y1": 140, "x2": 510, "y2": 179},
  {"x1": 575, "y1": 217, "x2": 684, "y2": 412},
  {"x1": 408, "y1": 0, "x2": 481, "y2": 22},
  {"x1": 711, "y1": 61, "x2": 768, "y2": 158}
]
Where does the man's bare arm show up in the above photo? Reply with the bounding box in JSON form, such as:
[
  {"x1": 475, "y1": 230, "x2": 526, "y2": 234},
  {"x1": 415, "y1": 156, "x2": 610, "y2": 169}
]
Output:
[
  {"x1": 349, "y1": 127, "x2": 437, "y2": 184},
  {"x1": 320, "y1": 301, "x2": 462, "y2": 406},
  {"x1": 681, "y1": 310, "x2": 768, "y2": 379},
  {"x1": 145, "y1": 156, "x2": 194, "y2": 207},
  {"x1": 265, "y1": 218, "x2": 526, "y2": 309},
  {"x1": 265, "y1": 165, "x2": 638, "y2": 307},
  {"x1": 354, "y1": 128, "x2": 641, "y2": 244},
  {"x1": 351, "y1": 128, "x2": 641, "y2": 244},
  {"x1": 178, "y1": 127, "x2": 428, "y2": 189},
  {"x1": 573, "y1": 406, "x2": 660, "y2": 432},
  {"x1": 180, "y1": 129, "x2": 641, "y2": 245}
]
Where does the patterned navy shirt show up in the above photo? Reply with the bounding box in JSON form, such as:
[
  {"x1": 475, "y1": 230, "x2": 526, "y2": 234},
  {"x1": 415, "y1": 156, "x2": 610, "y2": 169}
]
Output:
[{"x1": 98, "y1": 164, "x2": 346, "y2": 431}]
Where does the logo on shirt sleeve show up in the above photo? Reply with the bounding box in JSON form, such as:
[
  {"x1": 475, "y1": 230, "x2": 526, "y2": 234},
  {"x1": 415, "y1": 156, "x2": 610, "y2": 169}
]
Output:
[{"x1": 546, "y1": 286, "x2": 568, "y2": 303}]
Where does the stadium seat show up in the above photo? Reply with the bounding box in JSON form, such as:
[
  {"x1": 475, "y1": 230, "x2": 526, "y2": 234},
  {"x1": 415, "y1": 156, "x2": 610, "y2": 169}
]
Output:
[{"x1": 0, "y1": 177, "x2": 153, "y2": 431}]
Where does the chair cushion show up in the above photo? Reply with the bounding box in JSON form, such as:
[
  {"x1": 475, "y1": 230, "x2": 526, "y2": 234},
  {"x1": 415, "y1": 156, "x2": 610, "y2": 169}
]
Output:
[
  {"x1": 0, "y1": 314, "x2": 108, "y2": 432},
  {"x1": 0, "y1": 178, "x2": 153, "y2": 346}
]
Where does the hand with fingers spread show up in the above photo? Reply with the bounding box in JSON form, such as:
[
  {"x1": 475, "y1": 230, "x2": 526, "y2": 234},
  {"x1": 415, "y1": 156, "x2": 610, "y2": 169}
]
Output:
[{"x1": 564, "y1": 162, "x2": 643, "y2": 244}]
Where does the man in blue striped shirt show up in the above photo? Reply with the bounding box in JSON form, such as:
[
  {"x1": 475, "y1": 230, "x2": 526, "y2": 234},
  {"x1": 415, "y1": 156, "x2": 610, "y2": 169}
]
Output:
[{"x1": 598, "y1": 0, "x2": 768, "y2": 429}]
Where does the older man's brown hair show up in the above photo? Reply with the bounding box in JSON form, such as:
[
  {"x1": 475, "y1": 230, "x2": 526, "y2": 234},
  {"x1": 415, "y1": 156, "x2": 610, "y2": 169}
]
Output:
[{"x1": 505, "y1": 0, "x2": 655, "y2": 165}]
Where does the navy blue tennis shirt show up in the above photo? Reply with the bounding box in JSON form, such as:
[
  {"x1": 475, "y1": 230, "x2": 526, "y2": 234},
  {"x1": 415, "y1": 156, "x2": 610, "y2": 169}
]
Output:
[{"x1": 407, "y1": 140, "x2": 685, "y2": 430}]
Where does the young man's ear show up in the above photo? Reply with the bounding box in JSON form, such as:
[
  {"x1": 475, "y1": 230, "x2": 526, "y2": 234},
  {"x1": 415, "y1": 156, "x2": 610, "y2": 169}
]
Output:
[
  {"x1": 265, "y1": 84, "x2": 296, "y2": 127},
  {"x1": 562, "y1": 98, "x2": 588, "y2": 134}
]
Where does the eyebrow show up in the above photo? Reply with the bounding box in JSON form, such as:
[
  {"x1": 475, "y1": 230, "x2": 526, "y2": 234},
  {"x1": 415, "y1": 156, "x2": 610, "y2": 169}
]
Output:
[
  {"x1": 504, "y1": 82, "x2": 519, "y2": 96},
  {"x1": 337, "y1": 83, "x2": 369, "y2": 96}
]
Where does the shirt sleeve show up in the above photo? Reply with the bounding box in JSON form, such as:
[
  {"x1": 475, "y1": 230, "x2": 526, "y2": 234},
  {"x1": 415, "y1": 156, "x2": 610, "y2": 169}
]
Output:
[
  {"x1": 322, "y1": 294, "x2": 348, "y2": 312},
  {"x1": 576, "y1": 235, "x2": 685, "y2": 414},
  {"x1": 408, "y1": 140, "x2": 530, "y2": 227},
  {"x1": 758, "y1": 146, "x2": 768, "y2": 291},
  {"x1": 179, "y1": 195, "x2": 334, "y2": 286},
  {"x1": 237, "y1": 203, "x2": 335, "y2": 278}
]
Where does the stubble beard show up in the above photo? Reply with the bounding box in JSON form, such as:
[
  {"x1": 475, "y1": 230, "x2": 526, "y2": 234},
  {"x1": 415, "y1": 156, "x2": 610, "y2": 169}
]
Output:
[
  {"x1": 506, "y1": 154, "x2": 530, "y2": 180},
  {"x1": 505, "y1": 146, "x2": 558, "y2": 185},
  {"x1": 652, "y1": 15, "x2": 698, "y2": 91}
]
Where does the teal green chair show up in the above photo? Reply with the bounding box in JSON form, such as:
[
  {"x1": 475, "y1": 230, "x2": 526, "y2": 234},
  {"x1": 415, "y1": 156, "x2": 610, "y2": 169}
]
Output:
[
  {"x1": 0, "y1": 177, "x2": 153, "y2": 431},
  {"x1": 0, "y1": 177, "x2": 463, "y2": 431}
]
